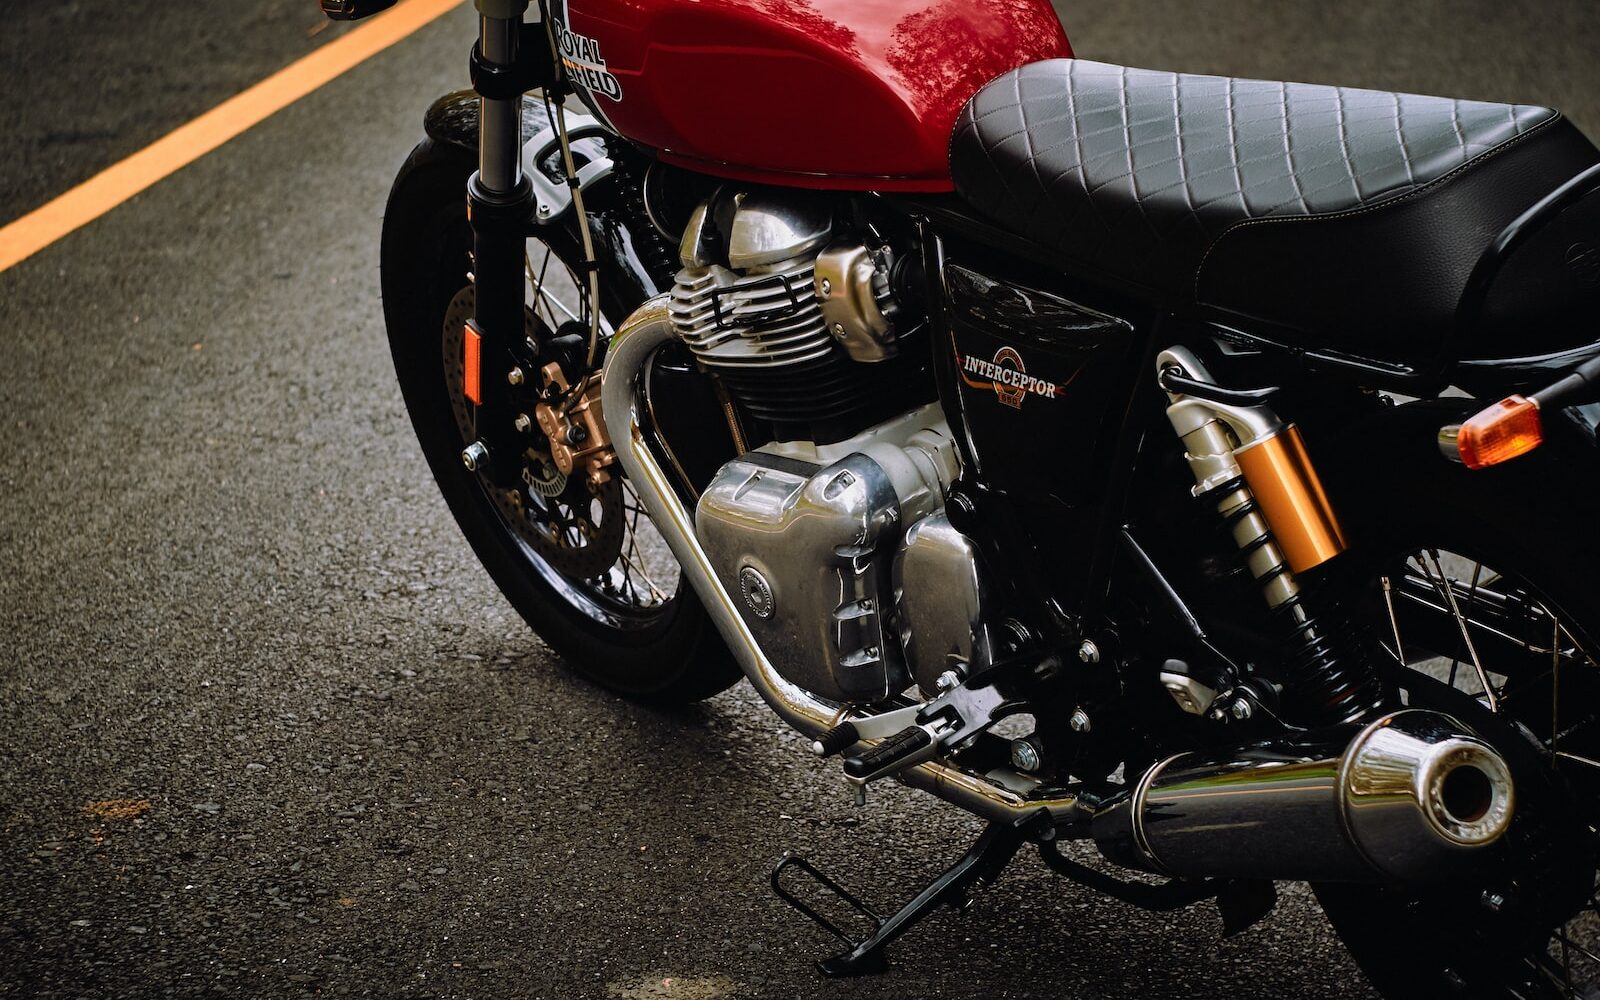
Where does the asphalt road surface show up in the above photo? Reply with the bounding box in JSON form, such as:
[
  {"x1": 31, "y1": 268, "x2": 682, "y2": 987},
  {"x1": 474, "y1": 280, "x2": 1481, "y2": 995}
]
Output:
[{"x1": 2, "y1": 3, "x2": 1598, "y2": 998}]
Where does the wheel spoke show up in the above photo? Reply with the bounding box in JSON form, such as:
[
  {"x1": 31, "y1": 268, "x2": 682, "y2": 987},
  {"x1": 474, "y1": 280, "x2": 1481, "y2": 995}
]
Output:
[
  {"x1": 617, "y1": 507, "x2": 666, "y2": 603},
  {"x1": 1422, "y1": 548, "x2": 1502, "y2": 712},
  {"x1": 527, "y1": 245, "x2": 555, "y2": 329},
  {"x1": 1554, "y1": 615, "x2": 1565, "y2": 760},
  {"x1": 1555, "y1": 751, "x2": 1600, "y2": 774},
  {"x1": 1376, "y1": 549, "x2": 1600, "y2": 999},
  {"x1": 450, "y1": 239, "x2": 675, "y2": 629},
  {"x1": 526, "y1": 242, "x2": 585, "y2": 327},
  {"x1": 1380, "y1": 575, "x2": 1407, "y2": 665},
  {"x1": 1554, "y1": 928, "x2": 1600, "y2": 970}
]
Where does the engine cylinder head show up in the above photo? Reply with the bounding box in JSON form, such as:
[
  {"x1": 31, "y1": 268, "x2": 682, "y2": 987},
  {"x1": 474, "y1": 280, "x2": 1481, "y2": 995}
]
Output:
[{"x1": 667, "y1": 190, "x2": 911, "y2": 439}]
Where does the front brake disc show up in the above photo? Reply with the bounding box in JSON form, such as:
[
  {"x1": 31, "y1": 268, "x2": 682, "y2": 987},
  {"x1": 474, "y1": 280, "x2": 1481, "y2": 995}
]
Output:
[{"x1": 443, "y1": 285, "x2": 626, "y2": 581}]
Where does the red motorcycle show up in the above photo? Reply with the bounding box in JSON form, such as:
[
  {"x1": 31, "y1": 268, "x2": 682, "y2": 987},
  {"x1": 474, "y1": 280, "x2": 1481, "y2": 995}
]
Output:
[{"x1": 339, "y1": 0, "x2": 1600, "y2": 992}]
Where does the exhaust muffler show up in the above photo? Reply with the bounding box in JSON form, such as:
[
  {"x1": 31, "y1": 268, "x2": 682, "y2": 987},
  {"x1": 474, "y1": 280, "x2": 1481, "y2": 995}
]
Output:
[{"x1": 1094, "y1": 710, "x2": 1514, "y2": 882}]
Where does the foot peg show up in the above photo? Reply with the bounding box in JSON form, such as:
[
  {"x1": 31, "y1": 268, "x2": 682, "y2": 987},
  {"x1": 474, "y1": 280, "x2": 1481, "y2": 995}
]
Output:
[
  {"x1": 771, "y1": 818, "x2": 1040, "y2": 976},
  {"x1": 842, "y1": 725, "x2": 936, "y2": 782},
  {"x1": 825, "y1": 656, "x2": 1029, "y2": 794}
]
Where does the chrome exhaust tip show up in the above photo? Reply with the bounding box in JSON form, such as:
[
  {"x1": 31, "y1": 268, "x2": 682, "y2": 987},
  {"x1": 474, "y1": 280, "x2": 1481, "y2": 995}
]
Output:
[
  {"x1": 1095, "y1": 710, "x2": 1515, "y2": 884},
  {"x1": 1342, "y1": 711, "x2": 1514, "y2": 878}
]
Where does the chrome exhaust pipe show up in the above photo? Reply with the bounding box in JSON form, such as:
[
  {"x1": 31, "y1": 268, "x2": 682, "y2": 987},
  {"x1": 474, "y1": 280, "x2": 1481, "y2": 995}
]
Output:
[
  {"x1": 1093, "y1": 710, "x2": 1515, "y2": 882},
  {"x1": 601, "y1": 298, "x2": 1082, "y2": 825}
]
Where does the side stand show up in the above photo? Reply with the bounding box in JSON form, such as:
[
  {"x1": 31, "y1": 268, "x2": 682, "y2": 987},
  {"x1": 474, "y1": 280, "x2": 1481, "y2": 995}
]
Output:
[{"x1": 771, "y1": 819, "x2": 1034, "y2": 977}]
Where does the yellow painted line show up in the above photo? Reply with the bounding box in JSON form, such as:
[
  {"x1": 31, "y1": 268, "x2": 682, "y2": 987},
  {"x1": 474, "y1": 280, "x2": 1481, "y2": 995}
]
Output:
[{"x1": 0, "y1": 0, "x2": 466, "y2": 275}]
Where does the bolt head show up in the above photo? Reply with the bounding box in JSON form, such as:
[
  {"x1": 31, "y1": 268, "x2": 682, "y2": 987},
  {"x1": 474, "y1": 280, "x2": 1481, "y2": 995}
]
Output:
[
  {"x1": 831, "y1": 322, "x2": 846, "y2": 337},
  {"x1": 1481, "y1": 890, "x2": 1505, "y2": 912},
  {"x1": 935, "y1": 669, "x2": 961, "y2": 693},
  {"x1": 1068, "y1": 708, "x2": 1091, "y2": 733},
  {"x1": 507, "y1": 367, "x2": 526, "y2": 386},
  {"x1": 1229, "y1": 699, "x2": 1253, "y2": 721},
  {"x1": 513, "y1": 413, "x2": 533, "y2": 433},
  {"x1": 460, "y1": 441, "x2": 490, "y2": 472},
  {"x1": 1010, "y1": 739, "x2": 1041, "y2": 772},
  {"x1": 1077, "y1": 640, "x2": 1101, "y2": 664},
  {"x1": 819, "y1": 278, "x2": 833, "y2": 296}
]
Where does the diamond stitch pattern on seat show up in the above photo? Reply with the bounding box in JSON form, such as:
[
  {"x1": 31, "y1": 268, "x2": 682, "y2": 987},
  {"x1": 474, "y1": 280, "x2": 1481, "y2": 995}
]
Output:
[
  {"x1": 949, "y1": 59, "x2": 1600, "y2": 360},
  {"x1": 952, "y1": 58, "x2": 1554, "y2": 294}
]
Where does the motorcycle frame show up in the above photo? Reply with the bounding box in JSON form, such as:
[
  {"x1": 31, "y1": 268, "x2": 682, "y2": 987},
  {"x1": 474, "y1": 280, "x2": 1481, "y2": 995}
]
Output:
[
  {"x1": 456, "y1": 0, "x2": 1600, "y2": 762},
  {"x1": 893, "y1": 193, "x2": 1600, "y2": 667}
]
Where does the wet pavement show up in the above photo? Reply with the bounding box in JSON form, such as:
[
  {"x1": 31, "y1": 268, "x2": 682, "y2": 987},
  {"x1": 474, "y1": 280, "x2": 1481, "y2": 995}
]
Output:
[{"x1": 2, "y1": 2, "x2": 1597, "y2": 997}]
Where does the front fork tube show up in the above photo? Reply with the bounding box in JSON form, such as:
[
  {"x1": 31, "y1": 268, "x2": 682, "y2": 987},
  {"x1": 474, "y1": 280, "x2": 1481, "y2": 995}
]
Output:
[{"x1": 465, "y1": 2, "x2": 535, "y2": 484}]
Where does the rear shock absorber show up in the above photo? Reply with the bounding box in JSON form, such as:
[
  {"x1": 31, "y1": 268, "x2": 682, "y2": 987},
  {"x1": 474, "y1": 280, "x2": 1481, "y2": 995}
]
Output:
[{"x1": 1157, "y1": 347, "x2": 1386, "y2": 726}]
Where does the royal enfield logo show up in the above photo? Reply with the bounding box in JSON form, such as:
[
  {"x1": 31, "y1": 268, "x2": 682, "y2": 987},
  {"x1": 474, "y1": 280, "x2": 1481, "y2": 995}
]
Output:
[
  {"x1": 960, "y1": 346, "x2": 1060, "y2": 409},
  {"x1": 557, "y1": 25, "x2": 622, "y2": 102}
]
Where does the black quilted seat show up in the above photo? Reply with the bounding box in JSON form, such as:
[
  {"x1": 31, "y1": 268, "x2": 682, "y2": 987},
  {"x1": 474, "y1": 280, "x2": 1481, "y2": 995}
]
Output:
[{"x1": 950, "y1": 59, "x2": 1599, "y2": 359}]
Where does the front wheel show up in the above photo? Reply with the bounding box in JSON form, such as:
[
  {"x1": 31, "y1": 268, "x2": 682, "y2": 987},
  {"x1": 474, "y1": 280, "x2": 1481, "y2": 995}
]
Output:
[
  {"x1": 379, "y1": 137, "x2": 740, "y2": 702},
  {"x1": 1316, "y1": 412, "x2": 1600, "y2": 998}
]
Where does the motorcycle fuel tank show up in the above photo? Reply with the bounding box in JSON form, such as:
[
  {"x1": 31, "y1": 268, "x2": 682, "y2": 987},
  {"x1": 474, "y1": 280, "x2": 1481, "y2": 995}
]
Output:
[{"x1": 551, "y1": 0, "x2": 1072, "y2": 192}]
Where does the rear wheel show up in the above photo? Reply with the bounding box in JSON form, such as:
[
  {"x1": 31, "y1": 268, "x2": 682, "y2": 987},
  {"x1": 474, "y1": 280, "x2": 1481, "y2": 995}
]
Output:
[
  {"x1": 380, "y1": 137, "x2": 740, "y2": 702},
  {"x1": 1316, "y1": 432, "x2": 1600, "y2": 998}
]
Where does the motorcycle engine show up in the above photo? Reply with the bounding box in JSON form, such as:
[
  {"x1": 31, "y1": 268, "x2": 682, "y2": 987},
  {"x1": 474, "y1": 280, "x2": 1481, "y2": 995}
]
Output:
[
  {"x1": 668, "y1": 188, "x2": 916, "y2": 443},
  {"x1": 670, "y1": 190, "x2": 995, "y2": 705}
]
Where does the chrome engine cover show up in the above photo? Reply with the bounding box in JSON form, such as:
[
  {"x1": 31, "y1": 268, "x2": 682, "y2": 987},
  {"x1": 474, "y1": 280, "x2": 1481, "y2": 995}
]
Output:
[
  {"x1": 695, "y1": 404, "x2": 959, "y2": 704},
  {"x1": 893, "y1": 513, "x2": 996, "y2": 698}
]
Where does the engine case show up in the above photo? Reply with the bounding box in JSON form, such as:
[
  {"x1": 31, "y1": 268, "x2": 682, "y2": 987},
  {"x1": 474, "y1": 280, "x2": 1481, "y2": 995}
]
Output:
[
  {"x1": 695, "y1": 404, "x2": 958, "y2": 703},
  {"x1": 893, "y1": 513, "x2": 996, "y2": 698}
]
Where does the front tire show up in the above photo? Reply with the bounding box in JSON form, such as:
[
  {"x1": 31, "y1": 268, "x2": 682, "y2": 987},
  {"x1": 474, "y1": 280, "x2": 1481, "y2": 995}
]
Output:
[{"x1": 379, "y1": 137, "x2": 740, "y2": 703}]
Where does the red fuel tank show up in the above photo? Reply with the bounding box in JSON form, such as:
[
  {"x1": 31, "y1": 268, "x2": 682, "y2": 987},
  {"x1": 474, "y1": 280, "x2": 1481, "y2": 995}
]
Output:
[{"x1": 553, "y1": 0, "x2": 1072, "y2": 192}]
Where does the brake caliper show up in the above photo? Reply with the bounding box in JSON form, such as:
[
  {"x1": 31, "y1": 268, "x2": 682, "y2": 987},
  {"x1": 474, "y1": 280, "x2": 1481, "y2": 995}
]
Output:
[{"x1": 534, "y1": 363, "x2": 615, "y2": 489}]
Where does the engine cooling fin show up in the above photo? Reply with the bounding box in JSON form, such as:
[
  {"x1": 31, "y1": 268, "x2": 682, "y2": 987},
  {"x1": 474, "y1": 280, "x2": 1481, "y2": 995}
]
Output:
[
  {"x1": 665, "y1": 188, "x2": 930, "y2": 443},
  {"x1": 669, "y1": 259, "x2": 882, "y2": 432}
]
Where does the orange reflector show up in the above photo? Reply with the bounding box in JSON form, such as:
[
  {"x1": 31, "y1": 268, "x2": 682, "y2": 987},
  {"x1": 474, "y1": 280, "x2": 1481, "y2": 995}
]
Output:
[
  {"x1": 1457, "y1": 394, "x2": 1543, "y2": 470},
  {"x1": 463, "y1": 323, "x2": 483, "y2": 406}
]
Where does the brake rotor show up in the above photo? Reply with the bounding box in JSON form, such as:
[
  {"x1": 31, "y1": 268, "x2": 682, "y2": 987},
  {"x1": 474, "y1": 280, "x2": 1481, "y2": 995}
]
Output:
[{"x1": 442, "y1": 284, "x2": 625, "y2": 580}]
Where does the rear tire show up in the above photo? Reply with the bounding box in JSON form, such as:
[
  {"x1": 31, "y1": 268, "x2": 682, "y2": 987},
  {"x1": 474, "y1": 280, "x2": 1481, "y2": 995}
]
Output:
[
  {"x1": 379, "y1": 137, "x2": 741, "y2": 703},
  {"x1": 1313, "y1": 404, "x2": 1600, "y2": 998}
]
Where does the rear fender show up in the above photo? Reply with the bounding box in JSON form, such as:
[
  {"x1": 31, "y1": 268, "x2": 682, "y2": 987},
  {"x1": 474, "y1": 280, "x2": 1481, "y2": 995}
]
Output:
[{"x1": 1319, "y1": 397, "x2": 1600, "y2": 535}]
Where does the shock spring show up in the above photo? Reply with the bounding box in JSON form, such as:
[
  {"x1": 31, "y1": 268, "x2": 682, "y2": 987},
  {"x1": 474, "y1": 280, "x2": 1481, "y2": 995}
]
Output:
[{"x1": 1200, "y1": 471, "x2": 1386, "y2": 725}]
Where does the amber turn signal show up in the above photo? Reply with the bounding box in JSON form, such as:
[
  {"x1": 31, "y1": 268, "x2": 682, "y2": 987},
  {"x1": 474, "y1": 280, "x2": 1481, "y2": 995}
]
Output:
[{"x1": 1455, "y1": 394, "x2": 1543, "y2": 470}]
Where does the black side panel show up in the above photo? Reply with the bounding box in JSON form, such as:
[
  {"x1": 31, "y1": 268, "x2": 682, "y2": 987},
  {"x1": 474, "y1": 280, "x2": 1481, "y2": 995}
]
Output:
[
  {"x1": 932, "y1": 234, "x2": 1148, "y2": 616},
  {"x1": 944, "y1": 262, "x2": 1136, "y2": 500}
]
